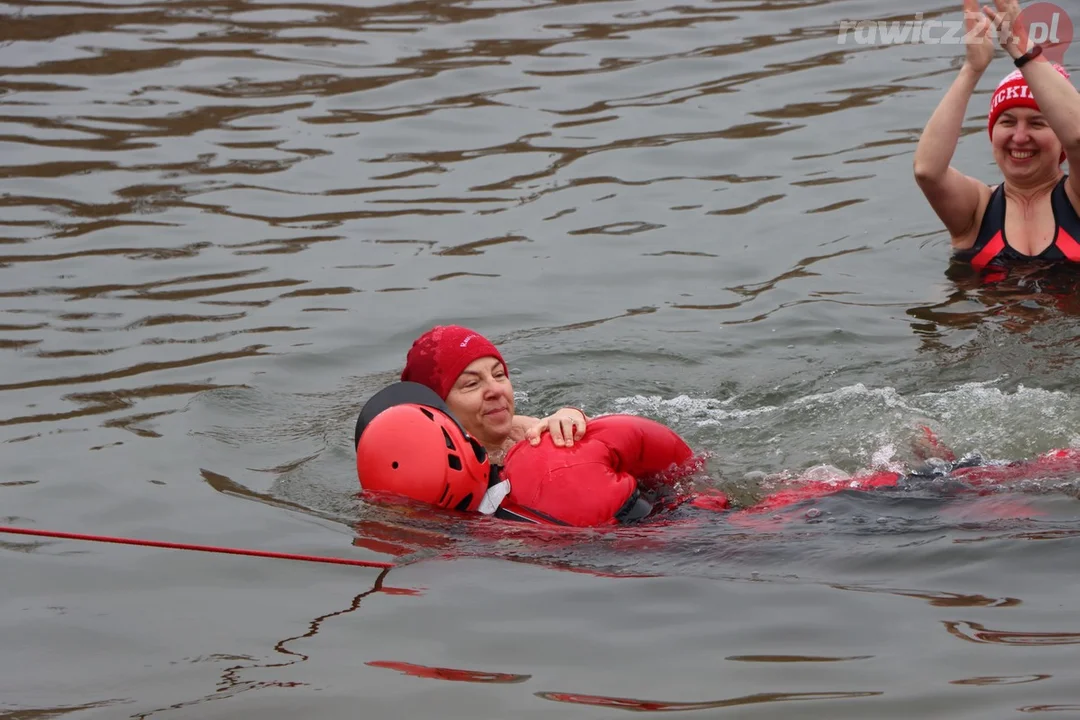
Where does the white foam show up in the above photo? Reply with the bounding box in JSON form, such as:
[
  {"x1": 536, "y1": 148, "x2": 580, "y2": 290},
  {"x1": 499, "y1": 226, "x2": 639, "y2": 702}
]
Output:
[{"x1": 610, "y1": 379, "x2": 1080, "y2": 468}]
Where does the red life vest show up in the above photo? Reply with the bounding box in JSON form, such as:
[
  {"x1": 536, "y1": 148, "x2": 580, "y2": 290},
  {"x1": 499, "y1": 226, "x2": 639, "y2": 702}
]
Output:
[{"x1": 487, "y1": 414, "x2": 698, "y2": 527}]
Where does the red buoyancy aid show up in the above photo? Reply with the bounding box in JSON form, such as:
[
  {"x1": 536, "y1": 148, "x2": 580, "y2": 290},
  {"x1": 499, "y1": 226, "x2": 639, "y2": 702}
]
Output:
[{"x1": 494, "y1": 414, "x2": 698, "y2": 527}]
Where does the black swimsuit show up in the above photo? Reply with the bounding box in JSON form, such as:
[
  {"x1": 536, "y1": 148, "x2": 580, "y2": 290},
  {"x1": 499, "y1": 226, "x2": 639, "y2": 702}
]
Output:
[{"x1": 953, "y1": 176, "x2": 1080, "y2": 277}]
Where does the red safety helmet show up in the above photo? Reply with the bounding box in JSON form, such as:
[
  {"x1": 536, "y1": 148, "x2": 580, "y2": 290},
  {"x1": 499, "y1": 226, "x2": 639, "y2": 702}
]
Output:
[{"x1": 356, "y1": 402, "x2": 491, "y2": 513}]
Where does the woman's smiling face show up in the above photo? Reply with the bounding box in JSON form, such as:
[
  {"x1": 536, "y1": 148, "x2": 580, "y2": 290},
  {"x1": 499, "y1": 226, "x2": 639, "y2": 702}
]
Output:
[
  {"x1": 445, "y1": 356, "x2": 515, "y2": 451},
  {"x1": 991, "y1": 107, "x2": 1064, "y2": 180}
]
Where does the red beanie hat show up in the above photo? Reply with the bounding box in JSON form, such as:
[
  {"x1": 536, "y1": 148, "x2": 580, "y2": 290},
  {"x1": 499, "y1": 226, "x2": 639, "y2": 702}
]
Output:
[
  {"x1": 988, "y1": 64, "x2": 1072, "y2": 163},
  {"x1": 400, "y1": 325, "x2": 508, "y2": 400}
]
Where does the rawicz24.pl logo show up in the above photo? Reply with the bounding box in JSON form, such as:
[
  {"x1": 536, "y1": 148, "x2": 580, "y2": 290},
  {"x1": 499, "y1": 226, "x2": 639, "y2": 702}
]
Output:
[{"x1": 837, "y1": 3, "x2": 1073, "y2": 63}]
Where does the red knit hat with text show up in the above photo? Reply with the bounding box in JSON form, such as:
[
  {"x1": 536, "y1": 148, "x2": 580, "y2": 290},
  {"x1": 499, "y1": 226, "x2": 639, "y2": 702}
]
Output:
[
  {"x1": 400, "y1": 325, "x2": 508, "y2": 400},
  {"x1": 988, "y1": 64, "x2": 1072, "y2": 163}
]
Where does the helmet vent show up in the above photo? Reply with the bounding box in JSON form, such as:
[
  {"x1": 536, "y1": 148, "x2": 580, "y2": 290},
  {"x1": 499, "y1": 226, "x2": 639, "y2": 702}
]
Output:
[
  {"x1": 447, "y1": 453, "x2": 462, "y2": 471},
  {"x1": 468, "y1": 437, "x2": 487, "y2": 463},
  {"x1": 419, "y1": 408, "x2": 435, "y2": 420},
  {"x1": 441, "y1": 427, "x2": 456, "y2": 450},
  {"x1": 391, "y1": 461, "x2": 399, "y2": 469},
  {"x1": 454, "y1": 494, "x2": 473, "y2": 512}
]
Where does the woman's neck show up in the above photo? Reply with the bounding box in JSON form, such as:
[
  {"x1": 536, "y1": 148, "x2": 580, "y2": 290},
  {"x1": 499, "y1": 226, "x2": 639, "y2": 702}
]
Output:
[
  {"x1": 1003, "y1": 171, "x2": 1061, "y2": 197},
  {"x1": 1003, "y1": 173, "x2": 1061, "y2": 217}
]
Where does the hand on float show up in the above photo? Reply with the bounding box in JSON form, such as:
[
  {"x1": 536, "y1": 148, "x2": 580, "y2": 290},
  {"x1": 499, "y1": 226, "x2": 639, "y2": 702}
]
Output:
[
  {"x1": 963, "y1": 0, "x2": 995, "y2": 73},
  {"x1": 982, "y1": 0, "x2": 1029, "y2": 59},
  {"x1": 525, "y1": 407, "x2": 587, "y2": 447}
]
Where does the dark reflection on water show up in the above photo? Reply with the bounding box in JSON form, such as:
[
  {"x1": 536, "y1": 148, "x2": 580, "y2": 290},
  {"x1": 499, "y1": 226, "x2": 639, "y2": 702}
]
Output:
[
  {"x1": 950, "y1": 674, "x2": 1051, "y2": 686},
  {"x1": 944, "y1": 622, "x2": 1080, "y2": 647},
  {"x1": 955, "y1": 529, "x2": 1080, "y2": 543},
  {"x1": 831, "y1": 584, "x2": 1022, "y2": 608},
  {"x1": 534, "y1": 689, "x2": 884, "y2": 712},
  {"x1": 908, "y1": 265, "x2": 1080, "y2": 336},
  {"x1": 726, "y1": 654, "x2": 874, "y2": 662},
  {"x1": 0, "y1": 700, "x2": 130, "y2": 720}
]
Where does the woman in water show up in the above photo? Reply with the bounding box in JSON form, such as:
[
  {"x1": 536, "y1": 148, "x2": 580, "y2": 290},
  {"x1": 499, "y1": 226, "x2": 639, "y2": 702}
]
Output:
[
  {"x1": 913, "y1": 0, "x2": 1080, "y2": 274},
  {"x1": 399, "y1": 324, "x2": 587, "y2": 464}
]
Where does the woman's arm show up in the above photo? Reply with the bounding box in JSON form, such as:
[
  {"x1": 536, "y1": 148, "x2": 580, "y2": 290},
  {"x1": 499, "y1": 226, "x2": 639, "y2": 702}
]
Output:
[
  {"x1": 913, "y1": 0, "x2": 997, "y2": 246},
  {"x1": 913, "y1": 62, "x2": 993, "y2": 243}
]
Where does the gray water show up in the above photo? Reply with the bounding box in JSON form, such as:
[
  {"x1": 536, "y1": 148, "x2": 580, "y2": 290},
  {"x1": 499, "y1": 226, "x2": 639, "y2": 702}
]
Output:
[{"x1": 4, "y1": 0, "x2": 1080, "y2": 718}]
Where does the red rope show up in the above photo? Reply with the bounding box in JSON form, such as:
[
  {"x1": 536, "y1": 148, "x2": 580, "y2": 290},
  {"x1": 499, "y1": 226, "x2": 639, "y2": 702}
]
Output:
[{"x1": 0, "y1": 526, "x2": 395, "y2": 569}]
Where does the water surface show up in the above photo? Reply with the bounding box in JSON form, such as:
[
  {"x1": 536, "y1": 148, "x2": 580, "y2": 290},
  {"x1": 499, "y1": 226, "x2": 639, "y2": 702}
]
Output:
[{"x1": 3, "y1": 0, "x2": 1080, "y2": 718}]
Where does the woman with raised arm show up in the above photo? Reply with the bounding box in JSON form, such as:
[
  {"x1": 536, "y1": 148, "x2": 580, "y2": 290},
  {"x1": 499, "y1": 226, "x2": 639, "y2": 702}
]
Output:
[{"x1": 913, "y1": 0, "x2": 1080, "y2": 277}]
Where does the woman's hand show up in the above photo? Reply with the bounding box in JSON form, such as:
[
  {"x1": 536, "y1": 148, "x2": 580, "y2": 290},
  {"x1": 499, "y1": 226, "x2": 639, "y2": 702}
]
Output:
[
  {"x1": 964, "y1": 0, "x2": 996, "y2": 72},
  {"x1": 982, "y1": 0, "x2": 1029, "y2": 59},
  {"x1": 524, "y1": 407, "x2": 587, "y2": 447}
]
